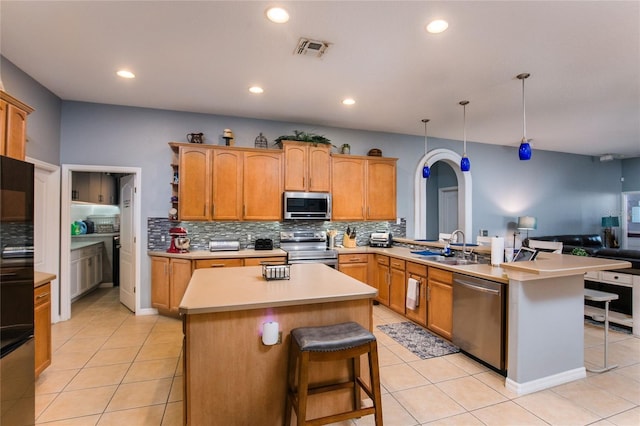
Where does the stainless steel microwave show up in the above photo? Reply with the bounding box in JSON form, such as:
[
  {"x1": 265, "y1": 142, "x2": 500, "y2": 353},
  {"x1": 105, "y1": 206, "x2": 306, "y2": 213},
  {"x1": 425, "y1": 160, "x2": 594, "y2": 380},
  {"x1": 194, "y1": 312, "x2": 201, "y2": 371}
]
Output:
[{"x1": 283, "y1": 191, "x2": 331, "y2": 220}]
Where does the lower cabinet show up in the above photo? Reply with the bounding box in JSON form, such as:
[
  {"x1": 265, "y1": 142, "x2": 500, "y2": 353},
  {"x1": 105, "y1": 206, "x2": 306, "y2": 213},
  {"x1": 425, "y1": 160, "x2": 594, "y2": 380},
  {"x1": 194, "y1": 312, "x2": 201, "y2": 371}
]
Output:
[
  {"x1": 70, "y1": 243, "x2": 104, "y2": 301},
  {"x1": 34, "y1": 282, "x2": 52, "y2": 377},
  {"x1": 374, "y1": 255, "x2": 390, "y2": 305},
  {"x1": 405, "y1": 262, "x2": 427, "y2": 327},
  {"x1": 338, "y1": 253, "x2": 369, "y2": 283},
  {"x1": 243, "y1": 256, "x2": 286, "y2": 266},
  {"x1": 194, "y1": 258, "x2": 243, "y2": 269},
  {"x1": 388, "y1": 258, "x2": 406, "y2": 314},
  {"x1": 151, "y1": 257, "x2": 192, "y2": 315},
  {"x1": 427, "y1": 267, "x2": 453, "y2": 340}
]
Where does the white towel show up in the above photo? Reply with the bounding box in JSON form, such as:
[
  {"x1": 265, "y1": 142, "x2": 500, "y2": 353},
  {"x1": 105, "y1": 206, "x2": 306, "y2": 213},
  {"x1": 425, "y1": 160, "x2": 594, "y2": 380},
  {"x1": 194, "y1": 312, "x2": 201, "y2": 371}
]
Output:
[{"x1": 406, "y1": 278, "x2": 419, "y2": 310}]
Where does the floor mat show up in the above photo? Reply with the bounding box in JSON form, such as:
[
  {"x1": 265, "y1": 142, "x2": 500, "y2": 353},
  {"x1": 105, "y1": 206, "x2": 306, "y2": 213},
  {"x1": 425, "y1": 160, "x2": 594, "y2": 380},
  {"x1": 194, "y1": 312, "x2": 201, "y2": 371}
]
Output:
[{"x1": 377, "y1": 322, "x2": 459, "y2": 360}]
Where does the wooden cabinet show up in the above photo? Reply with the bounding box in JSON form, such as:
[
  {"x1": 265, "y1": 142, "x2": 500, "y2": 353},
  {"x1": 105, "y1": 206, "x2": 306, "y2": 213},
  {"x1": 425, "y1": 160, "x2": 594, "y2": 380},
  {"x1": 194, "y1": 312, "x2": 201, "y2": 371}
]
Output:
[
  {"x1": 151, "y1": 256, "x2": 192, "y2": 314},
  {"x1": 72, "y1": 172, "x2": 117, "y2": 204},
  {"x1": 34, "y1": 282, "x2": 51, "y2": 377},
  {"x1": 388, "y1": 257, "x2": 406, "y2": 314},
  {"x1": 427, "y1": 267, "x2": 453, "y2": 340},
  {"x1": 338, "y1": 253, "x2": 369, "y2": 283},
  {"x1": 70, "y1": 243, "x2": 104, "y2": 301},
  {"x1": 374, "y1": 255, "x2": 390, "y2": 305},
  {"x1": 171, "y1": 143, "x2": 282, "y2": 221},
  {"x1": 331, "y1": 155, "x2": 397, "y2": 220},
  {"x1": 405, "y1": 262, "x2": 427, "y2": 327},
  {"x1": 0, "y1": 91, "x2": 33, "y2": 160},
  {"x1": 283, "y1": 141, "x2": 331, "y2": 192}
]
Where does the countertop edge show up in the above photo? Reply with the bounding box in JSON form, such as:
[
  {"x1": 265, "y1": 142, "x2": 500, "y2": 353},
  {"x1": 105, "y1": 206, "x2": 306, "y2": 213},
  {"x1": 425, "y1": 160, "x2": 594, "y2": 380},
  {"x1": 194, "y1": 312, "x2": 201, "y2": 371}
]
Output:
[{"x1": 35, "y1": 271, "x2": 56, "y2": 288}]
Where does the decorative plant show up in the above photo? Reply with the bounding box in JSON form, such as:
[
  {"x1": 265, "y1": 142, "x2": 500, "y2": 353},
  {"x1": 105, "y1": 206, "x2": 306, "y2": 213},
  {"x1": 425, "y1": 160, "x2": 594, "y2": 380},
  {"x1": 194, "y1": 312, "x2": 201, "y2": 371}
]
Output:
[
  {"x1": 571, "y1": 247, "x2": 589, "y2": 256},
  {"x1": 274, "y1": 130, "x2": 332, "y2": 146}
]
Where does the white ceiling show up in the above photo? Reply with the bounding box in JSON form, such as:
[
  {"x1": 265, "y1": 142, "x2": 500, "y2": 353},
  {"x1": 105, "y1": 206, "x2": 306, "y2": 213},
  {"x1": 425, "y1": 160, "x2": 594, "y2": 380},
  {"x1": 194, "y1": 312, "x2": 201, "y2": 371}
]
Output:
[{"x1": 2, "y1": 1, "x2": 639, "y2": 158}]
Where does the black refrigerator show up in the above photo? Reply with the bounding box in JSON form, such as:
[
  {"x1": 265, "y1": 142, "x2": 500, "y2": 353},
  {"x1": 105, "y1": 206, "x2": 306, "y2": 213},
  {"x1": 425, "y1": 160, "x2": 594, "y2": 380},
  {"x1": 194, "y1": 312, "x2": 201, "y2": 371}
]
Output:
[{"x1": 0, "y1": 155, "x2": 35, "y2": 425}]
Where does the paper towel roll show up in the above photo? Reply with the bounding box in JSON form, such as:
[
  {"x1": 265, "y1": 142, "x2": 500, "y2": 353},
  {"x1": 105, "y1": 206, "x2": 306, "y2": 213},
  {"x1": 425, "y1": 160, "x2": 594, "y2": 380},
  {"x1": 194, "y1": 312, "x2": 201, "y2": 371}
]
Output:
[
  {"x1": 262, "y1": 321, "x2": 279, "y2": 345},
  {"x1": 491, "y1": 237, "x2": 505, "y2": 266}
]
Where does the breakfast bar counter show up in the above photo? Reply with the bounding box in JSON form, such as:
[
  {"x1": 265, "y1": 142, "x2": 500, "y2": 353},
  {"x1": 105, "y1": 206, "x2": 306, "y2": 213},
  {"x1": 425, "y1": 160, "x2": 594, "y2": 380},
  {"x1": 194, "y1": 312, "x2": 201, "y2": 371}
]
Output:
[{"x1": 179, "y1": 263, "x2": 377, "y2": 425}]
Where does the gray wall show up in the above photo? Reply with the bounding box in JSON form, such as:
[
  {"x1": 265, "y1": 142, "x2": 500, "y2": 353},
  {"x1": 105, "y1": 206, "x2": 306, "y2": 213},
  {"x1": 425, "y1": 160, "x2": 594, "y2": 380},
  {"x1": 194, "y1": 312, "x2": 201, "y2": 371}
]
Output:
[{"x1": 1, "y1": 56, "x2": 61, "y2": 165}]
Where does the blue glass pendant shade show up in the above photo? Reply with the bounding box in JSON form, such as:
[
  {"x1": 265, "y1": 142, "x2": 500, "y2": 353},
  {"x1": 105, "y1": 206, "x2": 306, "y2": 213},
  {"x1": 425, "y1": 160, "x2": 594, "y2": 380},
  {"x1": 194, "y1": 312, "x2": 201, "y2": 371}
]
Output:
[
  {"x1": 422, "y1": 164, "x2": 430, "y2": 179},
  {"x1": 519, "y1": 140, "x2": 532, "y2": 160},
  {"x1": 460, "y1": 156, "x2": 471, "y2": 172}
]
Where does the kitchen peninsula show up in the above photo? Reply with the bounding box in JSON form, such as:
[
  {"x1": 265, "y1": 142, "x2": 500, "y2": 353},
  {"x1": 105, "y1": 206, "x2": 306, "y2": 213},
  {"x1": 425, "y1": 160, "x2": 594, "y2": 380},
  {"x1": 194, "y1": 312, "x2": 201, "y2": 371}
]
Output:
[{"x1": 179, "y1": 263, "x2": 377, "y2": 425}]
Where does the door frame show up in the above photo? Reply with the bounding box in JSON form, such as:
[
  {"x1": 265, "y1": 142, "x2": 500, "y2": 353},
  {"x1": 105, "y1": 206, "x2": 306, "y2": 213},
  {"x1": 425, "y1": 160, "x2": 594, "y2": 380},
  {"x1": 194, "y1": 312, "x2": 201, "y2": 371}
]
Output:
[
  {"x1": 26, "y1": 157, "x2": 61, "y2": 323},
  {"x1": 60, "y1": 164, "x2": 142, "y2": 321}
]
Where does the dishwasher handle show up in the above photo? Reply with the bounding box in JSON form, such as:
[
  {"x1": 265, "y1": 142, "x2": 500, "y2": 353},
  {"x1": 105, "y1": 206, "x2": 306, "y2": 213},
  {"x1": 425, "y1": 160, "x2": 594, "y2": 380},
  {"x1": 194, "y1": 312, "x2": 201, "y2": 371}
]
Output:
[{"x1": 454, "y1": 278, "x2": 500, "y2": 296}]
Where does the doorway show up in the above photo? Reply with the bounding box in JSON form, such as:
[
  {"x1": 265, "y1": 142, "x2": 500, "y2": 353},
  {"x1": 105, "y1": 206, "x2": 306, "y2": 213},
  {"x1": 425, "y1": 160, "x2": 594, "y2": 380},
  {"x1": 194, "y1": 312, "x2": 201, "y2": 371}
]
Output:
[
  {"x1": 439, "y1": 186, "x2": 459, "y2": 236},
  {"x1": 59, "y1": 165, "x2": 142, "y2": 321}
]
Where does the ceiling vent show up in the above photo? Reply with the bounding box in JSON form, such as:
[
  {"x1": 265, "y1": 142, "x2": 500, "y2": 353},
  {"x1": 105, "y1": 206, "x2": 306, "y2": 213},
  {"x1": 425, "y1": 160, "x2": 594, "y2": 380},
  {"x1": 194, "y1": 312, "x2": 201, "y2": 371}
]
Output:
[{"x1": 294, "y1": 37, "x2": 331, "y2": 58}]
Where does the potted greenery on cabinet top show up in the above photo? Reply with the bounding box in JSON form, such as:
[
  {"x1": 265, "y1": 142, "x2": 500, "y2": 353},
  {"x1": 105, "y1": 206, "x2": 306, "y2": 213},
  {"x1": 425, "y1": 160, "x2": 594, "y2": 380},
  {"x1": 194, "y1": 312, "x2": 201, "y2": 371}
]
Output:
[{"x1": 275, "y1": 130, "x2": 333, "y2": 147}]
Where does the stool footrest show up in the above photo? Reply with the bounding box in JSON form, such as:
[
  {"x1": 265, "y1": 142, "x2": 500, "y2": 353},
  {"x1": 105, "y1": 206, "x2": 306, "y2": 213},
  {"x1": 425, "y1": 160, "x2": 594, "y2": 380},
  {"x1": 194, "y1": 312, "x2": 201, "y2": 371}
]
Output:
[{"x1": 306, "y1": 408, "x2": 376, "y2": 426}]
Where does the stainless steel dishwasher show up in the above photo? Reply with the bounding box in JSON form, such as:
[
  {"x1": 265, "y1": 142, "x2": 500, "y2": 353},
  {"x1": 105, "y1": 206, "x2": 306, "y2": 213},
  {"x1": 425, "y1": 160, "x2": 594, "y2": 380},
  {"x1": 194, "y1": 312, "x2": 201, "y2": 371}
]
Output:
[{"x1": 452, "y1": 273, "x2": 506, "y2": 374}]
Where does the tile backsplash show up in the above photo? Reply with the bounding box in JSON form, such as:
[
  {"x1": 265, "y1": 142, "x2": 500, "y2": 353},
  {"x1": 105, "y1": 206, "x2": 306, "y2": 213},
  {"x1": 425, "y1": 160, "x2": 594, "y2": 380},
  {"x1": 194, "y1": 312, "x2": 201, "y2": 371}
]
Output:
[{"x1": 147, "y1": 218, "x2": 406, "y2": 251}]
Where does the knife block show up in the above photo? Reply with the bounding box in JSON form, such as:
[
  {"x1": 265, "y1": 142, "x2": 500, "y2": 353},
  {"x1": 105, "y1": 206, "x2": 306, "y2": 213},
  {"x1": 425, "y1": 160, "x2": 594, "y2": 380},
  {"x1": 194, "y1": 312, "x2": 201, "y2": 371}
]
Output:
[{"x1": 343, "y1": 238, "x2": 357, "y2": 248}]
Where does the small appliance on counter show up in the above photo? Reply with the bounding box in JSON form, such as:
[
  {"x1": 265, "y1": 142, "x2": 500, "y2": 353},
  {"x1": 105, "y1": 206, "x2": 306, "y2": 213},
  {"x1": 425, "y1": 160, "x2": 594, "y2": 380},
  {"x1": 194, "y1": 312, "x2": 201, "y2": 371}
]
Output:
[
  {"x1": 369, "y1": 232, "x2": 393, "y2": 248},
  {"x1": 167, "y1": 227, "x2": 190, "y2": 253},
  {"x1": 209, "y1": 240, "x2": 240, "y2": 252},
  {"x1": 255, "y1": 238, "x2": 274, "y2": 250}
]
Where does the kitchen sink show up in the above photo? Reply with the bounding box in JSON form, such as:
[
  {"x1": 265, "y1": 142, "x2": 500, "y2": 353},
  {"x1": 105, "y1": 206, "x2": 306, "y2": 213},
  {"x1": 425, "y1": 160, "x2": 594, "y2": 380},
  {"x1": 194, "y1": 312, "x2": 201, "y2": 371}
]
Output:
[{"x1": 414, "y1": 254, "x2": 478, "y2": 265}]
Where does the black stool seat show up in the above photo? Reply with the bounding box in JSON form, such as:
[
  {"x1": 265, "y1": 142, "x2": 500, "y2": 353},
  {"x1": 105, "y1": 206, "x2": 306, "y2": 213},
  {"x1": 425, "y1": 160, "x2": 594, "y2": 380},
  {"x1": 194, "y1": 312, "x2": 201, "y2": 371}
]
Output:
[{"x1": 292, "y1": 322, "x2": 376, "y2": 352}]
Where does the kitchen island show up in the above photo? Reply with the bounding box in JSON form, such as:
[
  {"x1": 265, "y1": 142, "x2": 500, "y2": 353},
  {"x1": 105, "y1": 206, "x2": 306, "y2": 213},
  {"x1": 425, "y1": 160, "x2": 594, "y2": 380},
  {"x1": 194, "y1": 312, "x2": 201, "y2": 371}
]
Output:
[{"x1": 179, "y1": 263, "x2": 377, "y2": 425}]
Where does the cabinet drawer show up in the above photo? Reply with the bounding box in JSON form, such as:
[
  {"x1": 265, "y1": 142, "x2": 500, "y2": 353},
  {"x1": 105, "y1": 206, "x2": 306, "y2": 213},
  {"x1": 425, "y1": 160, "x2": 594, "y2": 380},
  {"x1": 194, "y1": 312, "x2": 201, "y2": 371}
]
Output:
[
  {"x1": 339, "y1": 253, "x2": 368, "y2": 264},
  {"x1": 584, "y1": 270, "x2": 600, "y2": 280},
  {"x1": 428, "y1": 267, "x2": 453, "y2": 284},
  {"x1": 406, "y1": 261, "x2": 427, "y2": 276},
  {"x1": 600, "y1": 271, "x2": 633, "y2": 287},
  {"x1": 376, "y1": 255, "x2": 389, "y2": 266},
  {"x1": 195, "y1": 258, "x2": 243, "y2": 269},
  {"x1": 244, "y1": 257, "x2": 286, "y2": 267},
  {"x1": 34, "y1": 283, "x2": 51, "y2": 307},
  {"x1": 390, "y1": 258, "x2": 405, "y2": 270}
]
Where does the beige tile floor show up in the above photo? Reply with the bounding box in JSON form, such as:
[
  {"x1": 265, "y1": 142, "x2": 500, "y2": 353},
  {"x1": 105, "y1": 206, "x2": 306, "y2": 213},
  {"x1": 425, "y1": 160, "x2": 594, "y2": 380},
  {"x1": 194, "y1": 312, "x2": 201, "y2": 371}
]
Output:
[{"x1": 36, "y1": 288, "x2": 639, "y2": 425}]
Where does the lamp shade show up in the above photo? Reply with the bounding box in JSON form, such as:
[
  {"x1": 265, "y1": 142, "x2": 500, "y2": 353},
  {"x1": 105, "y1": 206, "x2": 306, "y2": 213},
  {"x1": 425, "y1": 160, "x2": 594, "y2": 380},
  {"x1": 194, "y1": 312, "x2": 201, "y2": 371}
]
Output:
[
  {"x1": 517, "y1": 216, "x2": 537, "y2": 230},
  {"x1": 601, "y1": 216, "x2": 620, "y2": 227}
]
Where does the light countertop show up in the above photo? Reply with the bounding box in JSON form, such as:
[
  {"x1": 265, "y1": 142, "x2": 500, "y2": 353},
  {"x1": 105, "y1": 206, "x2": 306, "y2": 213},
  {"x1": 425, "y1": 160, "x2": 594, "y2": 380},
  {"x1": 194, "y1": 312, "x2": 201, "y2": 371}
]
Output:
[
  {"x1": 35, "y1": 271, "x2": 56, "y2": 288},
  {"x1": 179, "y1": 263, "x2": 377, "y2": 315},
  {"x1": 148, "y1": 248, "x2": 286, "y2": 259},
  {"x1": 71, "y1": 240, "x2": 105, "y2": 251}
]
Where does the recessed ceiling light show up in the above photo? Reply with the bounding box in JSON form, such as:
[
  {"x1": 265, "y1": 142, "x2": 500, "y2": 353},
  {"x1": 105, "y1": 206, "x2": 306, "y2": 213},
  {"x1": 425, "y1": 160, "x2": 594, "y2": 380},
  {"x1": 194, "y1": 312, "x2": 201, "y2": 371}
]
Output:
[
  {"x1": 116, "y1": 70, "x2": 135, "y2": 79},
  {"x1": 266, "y1": 7, "x2": 289, "y2": 23},
  {"x1": 342, "y1": 98, "x2": 356, "y2": 105},
  {"x1": 426, "y1": 19, "x2": 448, "y2": 34},
  {"x1": 249, "y1": 86, "x2": 264, "y2": 94}
]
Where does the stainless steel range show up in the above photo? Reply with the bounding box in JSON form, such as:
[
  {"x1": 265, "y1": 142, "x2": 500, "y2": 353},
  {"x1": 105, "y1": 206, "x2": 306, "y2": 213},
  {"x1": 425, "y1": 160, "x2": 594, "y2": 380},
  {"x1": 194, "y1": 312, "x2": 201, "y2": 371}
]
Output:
[{"x1": 280, "y1": 231, "x2": 338, "y2": 268}]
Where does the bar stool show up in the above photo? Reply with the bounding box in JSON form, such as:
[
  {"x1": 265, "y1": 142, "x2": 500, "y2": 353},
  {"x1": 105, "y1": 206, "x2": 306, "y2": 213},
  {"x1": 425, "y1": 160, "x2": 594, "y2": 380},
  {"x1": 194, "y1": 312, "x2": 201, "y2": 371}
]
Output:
[
  {"x1": 584, "y1": 288, "x2": 619, "y2": 373},
  {"x1": 284, "y1": 321, "x2": 383, "y2": 426}
]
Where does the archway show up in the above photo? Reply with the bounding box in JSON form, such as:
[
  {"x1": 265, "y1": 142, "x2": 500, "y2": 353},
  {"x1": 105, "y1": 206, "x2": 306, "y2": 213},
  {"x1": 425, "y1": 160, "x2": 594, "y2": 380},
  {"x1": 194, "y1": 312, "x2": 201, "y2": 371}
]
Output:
[{"x1": 413, "y1": 148, "x2": 472, "y2": 240}]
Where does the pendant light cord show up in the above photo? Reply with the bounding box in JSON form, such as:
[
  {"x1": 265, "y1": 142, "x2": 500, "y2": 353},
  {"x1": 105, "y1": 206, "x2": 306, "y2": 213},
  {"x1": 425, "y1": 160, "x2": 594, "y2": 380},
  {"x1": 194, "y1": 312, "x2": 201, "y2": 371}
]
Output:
[{"x1": 522, "y1": 77, "x2": 527, "y2": 141}]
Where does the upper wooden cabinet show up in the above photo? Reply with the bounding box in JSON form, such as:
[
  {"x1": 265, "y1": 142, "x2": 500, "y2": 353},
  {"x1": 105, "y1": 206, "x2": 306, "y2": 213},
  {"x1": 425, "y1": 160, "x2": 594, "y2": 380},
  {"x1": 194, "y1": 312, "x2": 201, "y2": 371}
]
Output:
[
  {"x1": 282, "y1": 141, "x2": 331, "y2": 192},
  {"x1": 331, "y1": 155, "x2": 397, "y2": 221},
  {"x1": 72, "y1": 172, "x2": 117, "y2": 204},
  {"x1": 171, "y1": 143, "x2": 282, "y2": 221},
  {"x1": 0, "y1": 91, "x2": 34, "y2": 161}
]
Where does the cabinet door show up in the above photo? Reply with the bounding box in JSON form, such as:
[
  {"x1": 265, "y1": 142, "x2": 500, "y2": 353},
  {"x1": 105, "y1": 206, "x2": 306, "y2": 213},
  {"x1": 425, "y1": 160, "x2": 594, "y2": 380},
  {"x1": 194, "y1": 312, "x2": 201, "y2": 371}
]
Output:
[
  {"x1": 375, "y1": 255, "x2": 390, "y2": 305},
  {"x1": 339, "y1": 263, "x2": 368, "y2": 283},
  {"x1": 405, "y1": 262, "x2": 428, "y2": 327},
  {"x1": 243, "y1": 152, "x2": 282, "y2": 220},
  {"x1": 366, "y1": 158, "x2": 397, "y2": 220},
  {"x1": 244, "y1": 257, "x2": 286, "y2": 267},
  {"x1": 170, "y1": 258, "x2": 192, "y2": 313},
  {"x1": 72, "y1": 172, "x2": 91, "y2": 202},
  {"x1": 283, "y1": 142, "x2": 307, "y2": 191},
  {"x1": 331, "y1": 156, "x2": 366, "y2": 220},
  {"x1": 389, "y1": 259, "x2": 406, "y2": 314},
  {"x1": 427, "y1": 268, "x2": 453, "y2": 340},
  {"x1": 5, "y1": 103, "x2": 28, "y2": 160},
  {"x1": 0, "y1": 100, "x2": 6, "y2": 156},
  {"x1": 34, "y1": 283, "x2": 51, "y2": 377},
  {"x1": 151, "y1": 257, "x2": 170, "y2": 311},
  {"x1": 307, "y1": 144, "x2": 331, "y2": 192},
  {"x1": 69, "y1": 258, "x2": 81, "y2": 299},
  {"x1": 179, "y1": 146, "x2": 212, "y2": 220},
  {"x1": 93, "y1": 249, "x2": 103, "y2": 286},
  {"x1": 212, "y1": 149, "x2": 243, "y2": 220}
]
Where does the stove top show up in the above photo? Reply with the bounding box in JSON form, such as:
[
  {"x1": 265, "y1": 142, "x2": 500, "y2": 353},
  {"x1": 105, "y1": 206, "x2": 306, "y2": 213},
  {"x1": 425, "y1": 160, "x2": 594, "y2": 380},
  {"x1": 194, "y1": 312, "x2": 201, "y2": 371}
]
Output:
[{"x1": 280, "y1": 230, "x2": 338, "y2": 261}]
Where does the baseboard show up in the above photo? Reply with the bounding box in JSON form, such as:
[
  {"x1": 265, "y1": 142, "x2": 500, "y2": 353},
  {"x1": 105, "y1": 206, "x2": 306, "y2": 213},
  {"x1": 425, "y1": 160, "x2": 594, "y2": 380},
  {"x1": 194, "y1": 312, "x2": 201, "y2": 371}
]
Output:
[
  {"x1": 136, "y1": 308, "x2": 159, "y2": 316},
  {"x1": 505, "y1": 367, "x2": 586, "y2": 395}
]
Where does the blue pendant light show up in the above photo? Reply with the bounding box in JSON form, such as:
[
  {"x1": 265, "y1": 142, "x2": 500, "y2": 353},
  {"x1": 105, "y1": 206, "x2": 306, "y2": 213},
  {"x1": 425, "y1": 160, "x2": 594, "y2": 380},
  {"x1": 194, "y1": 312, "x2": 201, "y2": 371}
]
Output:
[
  {"x1": 517, "y1": 73, "x2": 532, "y2": 160},
  {"x1": 421, "y1": 119, "x2": 430, "y2": 179},
  {"x1": 459, "y1": 101, "x2": 470, "y2": 172}
]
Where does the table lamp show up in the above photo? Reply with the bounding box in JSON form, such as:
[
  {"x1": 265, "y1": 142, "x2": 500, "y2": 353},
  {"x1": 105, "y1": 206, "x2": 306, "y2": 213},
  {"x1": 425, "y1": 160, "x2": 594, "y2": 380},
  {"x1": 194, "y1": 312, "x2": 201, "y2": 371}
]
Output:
[
  {"x1": 517, "y1": 216, "x2": 537, "y2": 243},
  {"x1": 601, "y1": 216, "x2": 620, "y2": 248}
]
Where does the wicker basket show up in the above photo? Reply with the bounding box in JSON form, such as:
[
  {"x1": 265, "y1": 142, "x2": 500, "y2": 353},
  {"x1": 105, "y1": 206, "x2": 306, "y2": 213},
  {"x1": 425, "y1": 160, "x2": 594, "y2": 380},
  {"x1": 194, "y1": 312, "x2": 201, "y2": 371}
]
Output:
[{"x1": 87, "y1": 215, "x2": 119, "y2": 233}]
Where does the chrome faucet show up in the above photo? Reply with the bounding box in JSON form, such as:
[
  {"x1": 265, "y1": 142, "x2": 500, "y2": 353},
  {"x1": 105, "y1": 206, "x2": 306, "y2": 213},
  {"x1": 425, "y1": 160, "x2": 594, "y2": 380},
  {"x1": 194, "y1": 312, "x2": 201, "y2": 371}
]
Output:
[{"x1": 450, "y1": 229, "x2": 471, "y2": 259}]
